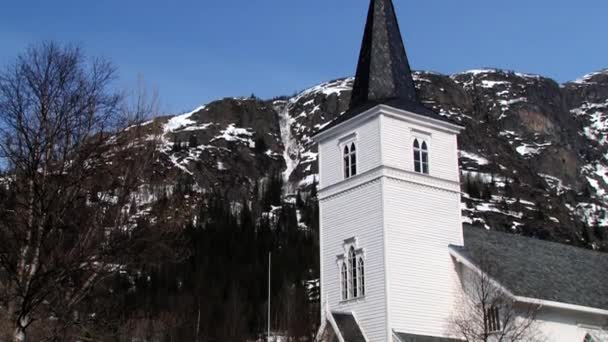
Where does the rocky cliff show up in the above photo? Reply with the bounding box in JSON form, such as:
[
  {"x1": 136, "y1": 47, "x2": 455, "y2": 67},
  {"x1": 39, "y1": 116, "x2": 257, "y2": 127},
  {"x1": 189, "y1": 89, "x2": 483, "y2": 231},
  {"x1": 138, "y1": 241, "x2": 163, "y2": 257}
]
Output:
[{"x1": 129, "y1": 68, "x2": 608, "y2": 250}]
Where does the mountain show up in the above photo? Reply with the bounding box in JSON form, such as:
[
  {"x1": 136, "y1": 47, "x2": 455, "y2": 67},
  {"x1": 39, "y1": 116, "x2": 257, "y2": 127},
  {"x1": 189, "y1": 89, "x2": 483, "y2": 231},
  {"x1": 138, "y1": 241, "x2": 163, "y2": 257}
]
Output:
[{"x1": 128, "y1": 68, "x2": 608, "y2": 251}]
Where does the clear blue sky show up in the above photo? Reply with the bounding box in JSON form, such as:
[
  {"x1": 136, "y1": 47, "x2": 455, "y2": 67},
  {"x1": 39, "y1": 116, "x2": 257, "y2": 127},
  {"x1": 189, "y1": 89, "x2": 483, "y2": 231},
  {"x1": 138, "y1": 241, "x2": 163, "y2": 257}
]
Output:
[{"x1": 1, "y1": 0, "x2": 606, "y2": 114}]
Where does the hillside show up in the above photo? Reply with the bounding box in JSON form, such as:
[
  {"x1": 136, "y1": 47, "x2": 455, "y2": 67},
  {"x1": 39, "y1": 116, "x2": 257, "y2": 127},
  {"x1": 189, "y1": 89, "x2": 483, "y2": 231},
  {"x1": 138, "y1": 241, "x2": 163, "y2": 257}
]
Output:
[{"x1": 133, "y1": 68, "x2": 608, "y2": 251}]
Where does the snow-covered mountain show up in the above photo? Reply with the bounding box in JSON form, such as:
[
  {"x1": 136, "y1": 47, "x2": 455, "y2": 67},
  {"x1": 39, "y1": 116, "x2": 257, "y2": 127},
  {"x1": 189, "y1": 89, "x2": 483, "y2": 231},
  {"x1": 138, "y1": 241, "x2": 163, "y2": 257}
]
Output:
[{"x1": 126, "y1": 69, "x2": 608, "y2": 251}]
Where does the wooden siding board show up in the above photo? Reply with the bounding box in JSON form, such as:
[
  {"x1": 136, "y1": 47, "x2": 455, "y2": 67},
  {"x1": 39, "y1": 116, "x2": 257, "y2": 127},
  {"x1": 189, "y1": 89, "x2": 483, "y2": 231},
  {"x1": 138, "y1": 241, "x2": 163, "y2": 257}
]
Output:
[{"x1": 321, "y1": 180, "x2": 388, "y2": 342}]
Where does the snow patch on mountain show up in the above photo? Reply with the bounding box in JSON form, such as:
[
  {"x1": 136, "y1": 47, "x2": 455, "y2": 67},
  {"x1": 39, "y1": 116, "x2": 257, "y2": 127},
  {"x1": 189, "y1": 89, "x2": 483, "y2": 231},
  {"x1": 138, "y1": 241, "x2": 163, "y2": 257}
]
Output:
[
  {"x1": 164, "y1": 105, "x2": 206, "y2": 132},
  {"x1": 290, "y1": 78, "x2": 353, "y2": 105},
  {"x1": 460, "y1": 150, "x2": 489, "y2": 165},
  {"x1": 212, "y1": 124, "x2": 255, "y2": 148}
]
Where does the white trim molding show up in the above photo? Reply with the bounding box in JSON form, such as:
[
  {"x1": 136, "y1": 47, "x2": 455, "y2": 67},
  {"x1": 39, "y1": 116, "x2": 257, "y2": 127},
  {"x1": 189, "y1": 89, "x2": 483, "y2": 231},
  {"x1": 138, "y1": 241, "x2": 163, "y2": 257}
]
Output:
[{"x1": 313, "y1": 104, "x2": 464, "y2": 143}]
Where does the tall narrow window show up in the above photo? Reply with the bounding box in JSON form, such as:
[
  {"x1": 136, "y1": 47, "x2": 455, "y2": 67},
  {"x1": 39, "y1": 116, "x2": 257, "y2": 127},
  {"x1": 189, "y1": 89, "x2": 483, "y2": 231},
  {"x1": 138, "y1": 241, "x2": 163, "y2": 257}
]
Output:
[
  {"x1": 413, "y1": 139, "x2": 421, "y2": 173},
  {"x1": 350, "y1": 143, "x2": 357, "y2": 176},
  {"x1": 421, "y1": 141, "x2": 429, "y2": 174},
  {"x1": 343, "y1": 143, "x2": 357, "y2": 179},
  {"x1": 413, "y1": 139, "x2": 429, "y2": 175},
  {"x1": 343, "y1": 146, "x2": 350, "y2": 179},
  {"x1": 349, "y1": 247, "x2": 357, "y2": 298},
  {"x1": 341, "y1": 263, "x2": 348, "y2": 301},
  {"x1": 485, "y1": 306, "x2": 501, "y2": 333},
  {"x1": 357, "y1": 258, "x2": 365, "y2": 297}
]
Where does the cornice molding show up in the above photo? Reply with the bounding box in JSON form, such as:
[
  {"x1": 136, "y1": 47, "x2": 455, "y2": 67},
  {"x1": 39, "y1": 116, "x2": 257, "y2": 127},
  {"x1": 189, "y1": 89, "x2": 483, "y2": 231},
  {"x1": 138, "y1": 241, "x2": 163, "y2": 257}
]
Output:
[{"x1": 319, "y1": 166, "x2": 461, "y2": 201}]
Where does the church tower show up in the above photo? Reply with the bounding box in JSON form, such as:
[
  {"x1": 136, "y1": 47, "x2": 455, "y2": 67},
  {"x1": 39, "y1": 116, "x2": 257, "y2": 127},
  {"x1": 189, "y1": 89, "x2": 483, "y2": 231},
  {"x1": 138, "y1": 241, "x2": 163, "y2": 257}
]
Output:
[{"x1": 314, "y1": 1, "x2": 464, "y2": 341}]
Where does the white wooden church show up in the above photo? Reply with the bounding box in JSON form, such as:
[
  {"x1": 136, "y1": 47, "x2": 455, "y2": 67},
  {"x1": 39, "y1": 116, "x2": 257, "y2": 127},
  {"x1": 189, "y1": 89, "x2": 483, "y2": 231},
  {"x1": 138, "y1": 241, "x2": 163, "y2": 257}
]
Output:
[{"x1": 313, "y1": 1, "x2": 608, "y2": 341}]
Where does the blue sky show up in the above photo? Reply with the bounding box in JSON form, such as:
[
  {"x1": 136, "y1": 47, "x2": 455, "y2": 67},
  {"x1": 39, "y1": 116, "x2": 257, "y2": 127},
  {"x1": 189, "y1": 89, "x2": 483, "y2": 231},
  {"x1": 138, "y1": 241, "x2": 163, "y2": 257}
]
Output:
[{"x1": 1, "y1": 0, "x2": 606, "y2": 114}]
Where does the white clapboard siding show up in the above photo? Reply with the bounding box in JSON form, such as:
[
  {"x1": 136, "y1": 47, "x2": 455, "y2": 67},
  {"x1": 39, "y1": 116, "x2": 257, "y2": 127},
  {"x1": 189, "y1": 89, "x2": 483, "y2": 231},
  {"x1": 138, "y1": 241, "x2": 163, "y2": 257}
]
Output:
[
  {"x1": 319, "y1": 117, "x2": 381, "y2": 189},
  {"x1": 320, "y1": 180, "x2": 388, "y2": 342},
  {"x1": 381, "y1": 114, "x2": 460, "y2": 183},
  {"x1": 380, "y1": 110, "x2": 463, "y2": 338},
  {"x1": 383, "y1": 178, "x2": 463, "y2": 337}
]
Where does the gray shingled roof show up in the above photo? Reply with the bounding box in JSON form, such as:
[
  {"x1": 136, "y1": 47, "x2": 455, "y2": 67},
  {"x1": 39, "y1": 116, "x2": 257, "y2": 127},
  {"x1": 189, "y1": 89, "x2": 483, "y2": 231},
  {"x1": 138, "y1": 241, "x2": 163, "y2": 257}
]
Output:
[
  {"x1": 394, "y1": 332, "x2": 462, "y2": 342},
  {"x1": 452, "y1": 225, "x2": 608, "y2": 311},
  {"x1": 332, "y1": 312, "x2": 366, "y2": 342},
  {"x1": 317, "y1": 0, "x2": 454, "y2": 135}
]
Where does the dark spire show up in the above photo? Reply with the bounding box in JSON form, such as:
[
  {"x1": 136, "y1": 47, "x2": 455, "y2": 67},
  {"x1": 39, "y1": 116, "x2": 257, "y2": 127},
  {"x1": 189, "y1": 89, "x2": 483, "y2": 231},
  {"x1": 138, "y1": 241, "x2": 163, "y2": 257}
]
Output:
[
  {"x1": 350, "y1": 0, "x2": 417, "y2": 108},
  {"x1": 315, "y1": 0, "x2": 455, "y2": 135}
]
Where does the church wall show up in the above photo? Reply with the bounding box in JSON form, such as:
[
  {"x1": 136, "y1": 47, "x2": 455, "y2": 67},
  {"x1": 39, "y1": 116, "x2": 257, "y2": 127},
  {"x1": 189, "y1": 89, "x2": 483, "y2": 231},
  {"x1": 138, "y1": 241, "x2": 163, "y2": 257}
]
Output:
[
  {"x1": 320, "y1": 180, "x2": 388, "y2": 342},
  {"x1": 381, "y1": 114, "x2": 460, "y2": 183},
  {"x1": 534, "y1": 307, "x2": 607, "y2": 342},
  {"x1": 318, "y1": 117, "x2": 381, "y2": 189},
  {"x1": 383, "y1": 175, "x2": 463, "y2": 337},
  {"x1": 454, "y1": 262, "x2": 608, "y2": 342}
]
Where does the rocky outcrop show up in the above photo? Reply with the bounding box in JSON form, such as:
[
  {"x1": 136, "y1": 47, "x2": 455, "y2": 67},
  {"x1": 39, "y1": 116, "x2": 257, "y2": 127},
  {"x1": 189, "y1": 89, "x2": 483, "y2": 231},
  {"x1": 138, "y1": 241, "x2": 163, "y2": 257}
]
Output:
[{"x1": 125, "y1": 69, "x2": 608, "y2": 251}]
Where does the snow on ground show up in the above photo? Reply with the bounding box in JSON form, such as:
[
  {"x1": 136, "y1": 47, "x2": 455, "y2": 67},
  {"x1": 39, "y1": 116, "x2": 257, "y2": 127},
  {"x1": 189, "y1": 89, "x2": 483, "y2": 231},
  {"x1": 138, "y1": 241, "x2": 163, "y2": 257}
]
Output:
[
  {"x1": 290, "y1": 78, "x2": 353, "y2": 105},
  {"x1": 570, "y1": 101, "x2": 608, "y2": 144},
  {"x1": 571, "y1": 69, "x2": 608, "y2": 84},
  {"x1": 461, "y1": 170, "x2": 508, "y2": 187},
  {"x1": 459, "y1": 150, "x2": 489, "y2": 165},
  {"x1": 164, "y1": 105, "x2": 206, "y2": 133},
  {"x1": 472, "y1": 201, "x2": 523, "y2": 219},
  {"x1": 515, "y1": 142, "x2": 551, "y2": 157},
  {"x1": 481, "y1": 80, "x2": 509, "y2": 88},
  {"x1": 212, "y1": 124, "x2": 255, "y2": 148},
  {"x1": 539, "y1": 173, "x2": 571, "y2": 195},
  {"x1": 299, "y1": 174, "x2": 318, "y2": 187}
]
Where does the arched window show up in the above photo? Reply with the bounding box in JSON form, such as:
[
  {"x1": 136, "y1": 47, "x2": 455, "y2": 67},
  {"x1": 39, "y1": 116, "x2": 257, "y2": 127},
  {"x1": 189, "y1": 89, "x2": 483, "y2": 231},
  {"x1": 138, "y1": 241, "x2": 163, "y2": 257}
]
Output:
[
  {"x1": 357, "y1": 258, "x2": 365, "y2": 297},
  {"x1": 343, "y1": 145, "x2": 350, "y2": 179},
  {"x1": 413, "y1": 139, "x2": 429, "y2": 174},
  {"x1": 341, "y1": 263, "x2": 348, "y2": 301},
  {"x1": 343, "y1": 143, "x2": 357, "y2": 179},
  {"x1": 350, "y1": 143, "x2": 357, "y2": 176},
  {"x1": 349, "y1": 247, "x2": 357, "y2": 298}
]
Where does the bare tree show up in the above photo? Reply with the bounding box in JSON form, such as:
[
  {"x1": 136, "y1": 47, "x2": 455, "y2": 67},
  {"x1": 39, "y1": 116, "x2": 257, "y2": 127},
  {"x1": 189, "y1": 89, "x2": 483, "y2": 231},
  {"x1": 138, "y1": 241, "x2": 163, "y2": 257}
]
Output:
[
  {"x1": 448, "y1": 253, "x2": 544, "y2": 342},
  {"x1": 0, "y1": 41, "x2": 165, "y2": 341}
]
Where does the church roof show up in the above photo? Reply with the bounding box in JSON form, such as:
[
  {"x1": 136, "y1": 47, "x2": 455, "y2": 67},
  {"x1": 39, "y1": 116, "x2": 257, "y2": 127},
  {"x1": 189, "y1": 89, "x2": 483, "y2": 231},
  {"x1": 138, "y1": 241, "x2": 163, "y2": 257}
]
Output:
[
  {"x1": 317, "y1": 0, "x2": 453, "y2": 135},
  {"x1": 394, "y1": 332, "x2": 462, "y2": 342},
  {"x1": 331, "y1": 312, "x2": 367, "y2": 342},
  {"x1": 452, "y1": 225, "x2": 608, "y2": 311}
]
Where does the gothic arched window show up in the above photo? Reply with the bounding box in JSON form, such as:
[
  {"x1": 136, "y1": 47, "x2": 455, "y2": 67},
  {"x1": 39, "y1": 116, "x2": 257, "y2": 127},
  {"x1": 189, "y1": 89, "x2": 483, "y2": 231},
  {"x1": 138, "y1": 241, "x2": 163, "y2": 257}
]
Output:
[
  {"x1": 341, "y1": 263, "x2": 348, "y2": 301},
  {"x1": 349, "y1": 247, "x2": 357, "y2": 298},
  {"x1": 343, "y1": 145, "x2": 350, "y2": 179},
  {"x1": 357, "y1": 257, "x2": 365, "y2": 297},
  {"x1": 413, "y1": 139, "x2": 429, "y2": 174},
  {"x1": 343, "y1": 143, "x2": 357, "y2": 179},
  {"x1": 350, "y1": 143, "x2": 357, "y2": 176}
]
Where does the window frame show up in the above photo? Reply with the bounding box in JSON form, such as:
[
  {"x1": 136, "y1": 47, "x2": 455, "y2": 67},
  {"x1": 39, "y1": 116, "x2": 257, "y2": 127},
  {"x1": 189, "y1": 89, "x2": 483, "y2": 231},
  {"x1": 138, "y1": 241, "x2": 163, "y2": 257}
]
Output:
[
  {"x1": 485, "y1": 306, "x2": 502, "y2": 334},
  {"x1": 341, "y1": 262, "x2": 348, "y2": 301},
  {"x1": 412, "y1": 134, "x2": 430, "y2": 175},
  {"x1": 339, "y1": 134, "x2": 358, "y2": 180},
  {"x1": 357, "y1": 257, "x2": 365, "y2": 297},
  {"x1": 337, "y1": 238, "x2": 366, "y2": 302},
  {"x1": 349, "y1": 247, "x2": 358, "y2": 298}
]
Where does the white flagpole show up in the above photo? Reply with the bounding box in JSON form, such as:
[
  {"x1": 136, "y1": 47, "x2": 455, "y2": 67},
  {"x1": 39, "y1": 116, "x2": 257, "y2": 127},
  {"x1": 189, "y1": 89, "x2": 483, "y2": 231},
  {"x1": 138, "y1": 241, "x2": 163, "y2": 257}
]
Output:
[{"x1": 268, "y1": 251, "x2": 272, "y2": 342}]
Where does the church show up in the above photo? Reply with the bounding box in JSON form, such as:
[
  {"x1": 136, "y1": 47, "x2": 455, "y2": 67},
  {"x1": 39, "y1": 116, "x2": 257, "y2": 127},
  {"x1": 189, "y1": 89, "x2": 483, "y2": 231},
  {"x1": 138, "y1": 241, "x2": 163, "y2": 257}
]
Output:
[{"x1": 312, "y1": 0, "x2": 608, "y2": 341}]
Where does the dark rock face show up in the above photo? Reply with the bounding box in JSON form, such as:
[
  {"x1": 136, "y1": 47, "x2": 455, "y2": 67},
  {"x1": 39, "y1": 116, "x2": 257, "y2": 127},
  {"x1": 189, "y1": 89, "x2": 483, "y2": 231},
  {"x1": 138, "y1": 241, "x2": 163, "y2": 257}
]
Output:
[{"x1": 129, "y1": 69, "x2": 608, "y2": 251}]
